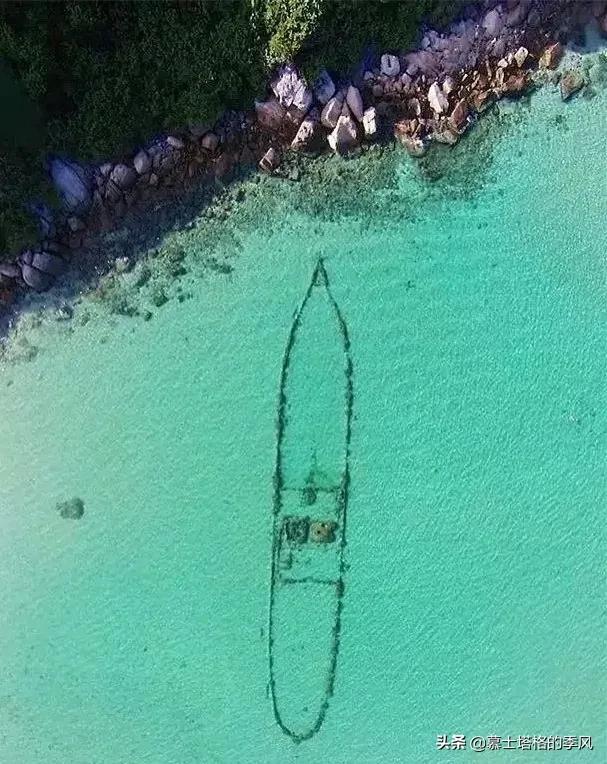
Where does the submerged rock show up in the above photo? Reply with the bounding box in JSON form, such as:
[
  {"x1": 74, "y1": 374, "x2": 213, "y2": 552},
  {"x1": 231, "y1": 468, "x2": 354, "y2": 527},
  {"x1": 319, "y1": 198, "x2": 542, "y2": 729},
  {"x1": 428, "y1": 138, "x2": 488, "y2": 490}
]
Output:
[
  {"x1": 560, "y1": 70, "x2": 585, "y2": 99},
  {"x1": 309, "y1": 520, "x2": 337, "y2": 543},
  {"x1": 449, "y1": 98, "x2": 469, "y2": 133},
  {"x1": 514, "y1": 46, "x2": 529, "y2": 68},
  {"x1": 57, "y1": 497, "x2": 85, "y2": 520},
  {"x1": 0, "y1": 262, "x2": 20, "y2": 279},
  {"x1": 482, "y1": 8, "x2": 503, "y2": 37},
  {"x1": 201, "y1": 132, "x2": 219, "y2": 152}
]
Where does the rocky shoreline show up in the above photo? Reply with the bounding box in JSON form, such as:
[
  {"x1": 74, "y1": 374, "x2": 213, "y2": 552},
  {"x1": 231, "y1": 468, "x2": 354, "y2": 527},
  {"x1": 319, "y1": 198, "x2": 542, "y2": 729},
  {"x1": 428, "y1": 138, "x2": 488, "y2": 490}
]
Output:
[{"x1": 0, "y1": 0, "x2": 606, "y2": 319}]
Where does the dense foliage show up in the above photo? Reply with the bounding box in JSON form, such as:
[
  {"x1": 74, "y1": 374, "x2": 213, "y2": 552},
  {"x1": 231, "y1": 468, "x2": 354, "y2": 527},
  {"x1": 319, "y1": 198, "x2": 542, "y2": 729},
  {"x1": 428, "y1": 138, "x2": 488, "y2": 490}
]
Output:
[{"x1": 0, "y1": 0, "x2": 460, "y2": 254}]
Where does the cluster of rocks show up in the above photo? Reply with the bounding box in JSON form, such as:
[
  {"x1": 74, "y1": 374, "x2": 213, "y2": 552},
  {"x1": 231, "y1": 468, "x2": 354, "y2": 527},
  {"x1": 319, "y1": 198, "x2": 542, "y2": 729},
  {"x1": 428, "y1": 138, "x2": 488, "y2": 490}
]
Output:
[{"x1": 0, "y1": 0, "x2": 605, "y2": 308}]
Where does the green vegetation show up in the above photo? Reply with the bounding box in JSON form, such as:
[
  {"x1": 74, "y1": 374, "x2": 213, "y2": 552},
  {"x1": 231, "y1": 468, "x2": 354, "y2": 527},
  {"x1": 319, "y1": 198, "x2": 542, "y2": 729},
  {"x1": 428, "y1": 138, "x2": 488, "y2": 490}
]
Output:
[{"x1": 0, "y1": 0, "x2": 459, "y2": 256}]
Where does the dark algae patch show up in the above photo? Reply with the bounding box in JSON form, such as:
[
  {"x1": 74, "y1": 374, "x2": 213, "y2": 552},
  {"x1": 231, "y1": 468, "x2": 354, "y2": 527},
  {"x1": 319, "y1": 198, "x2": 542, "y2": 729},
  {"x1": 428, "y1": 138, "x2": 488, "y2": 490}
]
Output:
[
  {"x1": 416, "y1": 101, "x2": 532, "y2": 200},
  {"x1": 57, "y1": 497, "x2": 85, "y2": 520}
]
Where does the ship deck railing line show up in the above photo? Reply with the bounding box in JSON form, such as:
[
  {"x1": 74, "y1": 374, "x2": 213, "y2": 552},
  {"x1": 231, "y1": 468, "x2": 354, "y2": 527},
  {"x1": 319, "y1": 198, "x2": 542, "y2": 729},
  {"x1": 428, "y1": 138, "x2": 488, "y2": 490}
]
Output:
[
  {"x1": 281, "y1": 485, "x2": 340, "y2": 493},
  {"x1": 280, "y1": 576, "x2": 341, "y2": 586}
]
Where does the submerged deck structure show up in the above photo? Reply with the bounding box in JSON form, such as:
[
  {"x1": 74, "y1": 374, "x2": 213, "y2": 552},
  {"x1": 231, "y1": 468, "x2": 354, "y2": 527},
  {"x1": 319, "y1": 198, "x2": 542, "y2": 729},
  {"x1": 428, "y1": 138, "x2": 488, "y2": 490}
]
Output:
[{"x1": 268, "y1": 259, "x2": 353, "y2": 743}]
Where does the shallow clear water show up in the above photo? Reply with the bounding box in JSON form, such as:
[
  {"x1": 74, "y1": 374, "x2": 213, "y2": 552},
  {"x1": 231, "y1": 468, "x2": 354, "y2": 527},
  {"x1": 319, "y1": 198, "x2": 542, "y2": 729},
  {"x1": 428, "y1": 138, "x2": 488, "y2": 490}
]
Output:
[{"x1": 0, "y1": 69, "x2": 605, "y2": 762}]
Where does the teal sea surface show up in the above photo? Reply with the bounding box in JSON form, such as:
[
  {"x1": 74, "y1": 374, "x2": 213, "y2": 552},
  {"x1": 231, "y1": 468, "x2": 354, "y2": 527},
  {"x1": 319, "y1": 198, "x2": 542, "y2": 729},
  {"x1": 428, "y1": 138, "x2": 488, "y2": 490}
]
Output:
[{"x1": 0, "y1": 55, "x2": 605, "y2": 762}]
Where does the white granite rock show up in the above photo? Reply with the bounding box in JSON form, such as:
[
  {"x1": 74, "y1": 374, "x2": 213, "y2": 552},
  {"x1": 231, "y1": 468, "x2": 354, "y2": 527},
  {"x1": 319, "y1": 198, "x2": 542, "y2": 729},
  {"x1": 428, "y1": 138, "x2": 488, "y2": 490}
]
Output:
[
  {"x1": 442, "y1": 76, "x2": 455, "y2": 95},
  {"x1": 514, "y1": 46, "x2": 529, "y2": 68},
  {"x1": 428, "y1": 82, "x2": 448, "y2": 114},
  {"x1": 272, "y1": 65, "x2": 312, "y2": 111},
  {"x1": 328, "y1": 115, "x2": 359, "y2": 153},
  {"x1": 362, "y1": 107, "x2": 377, "y2": 137}
]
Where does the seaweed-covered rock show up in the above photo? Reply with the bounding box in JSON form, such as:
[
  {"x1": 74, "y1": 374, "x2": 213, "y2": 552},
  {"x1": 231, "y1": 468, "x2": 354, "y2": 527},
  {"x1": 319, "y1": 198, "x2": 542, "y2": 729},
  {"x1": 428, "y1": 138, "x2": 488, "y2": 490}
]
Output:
[
  {"x1": 285, "y1": 516, "x2": 309, "y2": 544},
  {"x1": 57, "y1": 497, "x2": 85, "y2": 520}
]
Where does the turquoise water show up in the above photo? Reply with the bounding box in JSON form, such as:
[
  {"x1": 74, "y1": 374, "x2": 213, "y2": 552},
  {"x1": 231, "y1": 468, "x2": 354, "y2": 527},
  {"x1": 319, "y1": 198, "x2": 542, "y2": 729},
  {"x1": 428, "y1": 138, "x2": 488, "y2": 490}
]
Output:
[{"x1": 0, "y1": 68, "x2": 605, "y2": 762}]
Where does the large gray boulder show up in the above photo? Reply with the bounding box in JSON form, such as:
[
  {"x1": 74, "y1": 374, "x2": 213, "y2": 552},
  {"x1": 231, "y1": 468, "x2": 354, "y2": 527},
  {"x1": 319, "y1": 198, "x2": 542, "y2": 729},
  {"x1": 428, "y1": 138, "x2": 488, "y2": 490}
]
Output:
[
  {"x1": 20, "y1": 264, "x2": 54, "y2": 291},
  {"x1": 321, "y1": 93, "x2": 344, "y2": 129},
  {"x1": 483, "y1": 8, "x2": 504, "y2": 37},
  {"x1": 110, "y1": 163, "x2": 138, "y2": 190},
  {"x1": 133, "y1": 150, "x2": 151, "y2": 175},
  {"x1": 291, "y1": 112, "x2": 322, "y2": 151},
  {"x1": 313, "y1": 69, "x2": 336, "y2": 104},
  {"x1": 255, "y1": 99, "x2": 286, "y2": 131},
  {"x1": 346, "y1": 85, "x2": 364, "y2": 122},
  {"x1": 48, "y1": 157, "x2": 92, "y2": 212},
  {"x1": 0, "y1": 262, "x2": 20, "y2": 279},
  {"x1": 32, "y1": 250, "x2": 66, "y2": 276}
]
